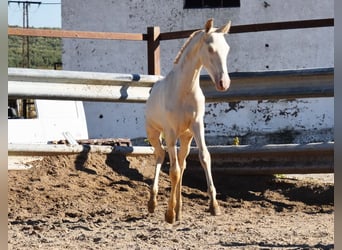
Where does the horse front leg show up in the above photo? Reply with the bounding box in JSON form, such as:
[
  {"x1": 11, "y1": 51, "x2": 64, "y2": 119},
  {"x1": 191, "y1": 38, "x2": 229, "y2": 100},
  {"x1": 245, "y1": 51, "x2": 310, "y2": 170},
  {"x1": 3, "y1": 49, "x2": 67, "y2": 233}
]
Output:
[
  {"x1": 175, "y1": 131, "x2": 193, "y2": 221},
  {"x1": 192, "y1": 122, "x2": 221, "y2": 216},
  {"x1": 199, "y1": 146, "x2": 221, "y2": 216}
]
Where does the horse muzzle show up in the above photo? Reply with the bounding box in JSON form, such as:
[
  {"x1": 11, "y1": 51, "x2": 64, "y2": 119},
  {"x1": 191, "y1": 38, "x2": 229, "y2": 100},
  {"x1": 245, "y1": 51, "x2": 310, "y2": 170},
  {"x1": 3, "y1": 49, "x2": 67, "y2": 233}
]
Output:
[{"x1": 215, "y1": 77, "x2": 230, "y2": 92}]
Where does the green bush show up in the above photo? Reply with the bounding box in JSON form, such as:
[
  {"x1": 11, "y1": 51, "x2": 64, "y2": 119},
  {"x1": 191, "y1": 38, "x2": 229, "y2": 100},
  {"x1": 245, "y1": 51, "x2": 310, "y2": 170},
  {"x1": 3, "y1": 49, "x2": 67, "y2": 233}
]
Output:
[{"x1": 8, "y1": 27, "x2": 62, "y2": 69}]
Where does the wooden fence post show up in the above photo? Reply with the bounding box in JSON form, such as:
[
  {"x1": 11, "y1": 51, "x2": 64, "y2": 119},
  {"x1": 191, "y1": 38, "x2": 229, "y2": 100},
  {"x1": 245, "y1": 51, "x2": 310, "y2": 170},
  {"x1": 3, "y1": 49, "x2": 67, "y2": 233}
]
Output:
[{"x1": 147, "y1": 26, "x2": 161, "y2": 75}]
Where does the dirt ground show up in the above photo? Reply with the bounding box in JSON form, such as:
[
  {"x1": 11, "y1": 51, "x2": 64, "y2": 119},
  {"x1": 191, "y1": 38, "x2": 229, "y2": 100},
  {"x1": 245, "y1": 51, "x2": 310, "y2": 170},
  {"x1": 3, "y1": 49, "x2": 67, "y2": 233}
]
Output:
[{"x1": 8, "y1": 153, "x2": 334, "y2": 250}]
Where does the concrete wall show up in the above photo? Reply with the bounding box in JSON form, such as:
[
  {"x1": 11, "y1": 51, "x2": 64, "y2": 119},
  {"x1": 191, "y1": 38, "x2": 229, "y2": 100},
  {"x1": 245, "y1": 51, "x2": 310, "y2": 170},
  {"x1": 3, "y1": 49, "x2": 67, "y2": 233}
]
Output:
[{"x1": 61, "y1": 0, "x2": 334, "y2": 145}]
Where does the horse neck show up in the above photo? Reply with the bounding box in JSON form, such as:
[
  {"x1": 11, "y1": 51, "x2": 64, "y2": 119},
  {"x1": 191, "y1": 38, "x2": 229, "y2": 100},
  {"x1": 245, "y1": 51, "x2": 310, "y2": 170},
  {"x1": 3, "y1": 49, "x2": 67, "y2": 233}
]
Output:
[{"x1": 172, "y1": 32, "x2": 204, "y2": 95}]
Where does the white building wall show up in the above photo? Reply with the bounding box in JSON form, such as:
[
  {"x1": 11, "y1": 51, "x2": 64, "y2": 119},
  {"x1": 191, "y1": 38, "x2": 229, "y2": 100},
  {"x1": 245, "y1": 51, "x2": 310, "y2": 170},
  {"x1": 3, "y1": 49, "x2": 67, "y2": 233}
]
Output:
[{"x1": 61, "y1": 0, "x2": 334, "y2": 144}]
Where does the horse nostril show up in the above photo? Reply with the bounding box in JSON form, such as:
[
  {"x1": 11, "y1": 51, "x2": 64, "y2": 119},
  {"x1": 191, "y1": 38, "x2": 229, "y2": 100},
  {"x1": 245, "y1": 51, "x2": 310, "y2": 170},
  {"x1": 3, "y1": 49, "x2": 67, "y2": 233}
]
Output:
[
  {"x1": 217, "y1": 78, "x2": 230, "y2": 91},
  {"x1": 219, "y1": 80, "x2": 224, "y2": 88}
]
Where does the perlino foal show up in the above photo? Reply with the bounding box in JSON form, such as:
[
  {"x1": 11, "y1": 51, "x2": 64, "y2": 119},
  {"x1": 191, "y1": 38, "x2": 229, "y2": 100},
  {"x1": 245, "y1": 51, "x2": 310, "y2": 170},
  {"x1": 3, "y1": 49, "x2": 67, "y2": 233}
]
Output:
[{"x1": 145, "y1": 18, "x2": 231, "y2": 224}]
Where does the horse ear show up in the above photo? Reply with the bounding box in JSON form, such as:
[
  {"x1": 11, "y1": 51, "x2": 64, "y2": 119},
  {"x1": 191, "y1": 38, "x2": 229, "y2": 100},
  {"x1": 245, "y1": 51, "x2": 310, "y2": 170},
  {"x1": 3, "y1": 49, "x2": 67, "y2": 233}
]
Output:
[
  {"x1": 217, "y1": 20, "x2": 232, "y2": 34},
  {"x1": 205, "y1": 18, "x2": 214, "y2": 33}
]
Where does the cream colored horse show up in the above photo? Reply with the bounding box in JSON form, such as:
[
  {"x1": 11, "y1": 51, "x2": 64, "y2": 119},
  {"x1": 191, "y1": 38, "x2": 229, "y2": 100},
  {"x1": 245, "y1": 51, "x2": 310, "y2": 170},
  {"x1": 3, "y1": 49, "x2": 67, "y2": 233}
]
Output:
[{"x1": 145, "y1": 18, "x2": 231, "y2": 223}]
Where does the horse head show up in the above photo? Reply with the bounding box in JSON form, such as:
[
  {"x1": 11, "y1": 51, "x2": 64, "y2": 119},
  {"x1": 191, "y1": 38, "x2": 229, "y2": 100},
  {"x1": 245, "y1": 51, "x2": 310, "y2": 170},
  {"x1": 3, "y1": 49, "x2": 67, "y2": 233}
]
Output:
[{"x1": 200, "y1": 18, "x2": 231, "y2": 92}]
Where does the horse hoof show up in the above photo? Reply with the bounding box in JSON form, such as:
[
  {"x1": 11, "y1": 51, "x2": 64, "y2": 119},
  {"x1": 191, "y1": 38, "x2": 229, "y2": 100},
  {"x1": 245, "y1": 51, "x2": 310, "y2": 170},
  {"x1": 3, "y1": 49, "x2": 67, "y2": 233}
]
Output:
[
  {"x1": 176, "y1": 212, "x2": 182, "y2": 221},
  {"x1": 165, "y1": 211, "x2": 175, "y2": 224},
  {"x1": 147, "y1": 199, "x2": 157, "y2": 213},
  {"x1": 209, "y1": 202, "x2": 221, "y2": 216}
]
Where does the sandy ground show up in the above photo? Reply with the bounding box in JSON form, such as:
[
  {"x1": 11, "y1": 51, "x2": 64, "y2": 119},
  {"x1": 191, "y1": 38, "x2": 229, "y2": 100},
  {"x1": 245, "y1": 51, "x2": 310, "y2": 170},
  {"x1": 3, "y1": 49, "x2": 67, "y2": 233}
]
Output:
[{"x1": 8, "y1": 153, "x2": 334, "y2": 249}]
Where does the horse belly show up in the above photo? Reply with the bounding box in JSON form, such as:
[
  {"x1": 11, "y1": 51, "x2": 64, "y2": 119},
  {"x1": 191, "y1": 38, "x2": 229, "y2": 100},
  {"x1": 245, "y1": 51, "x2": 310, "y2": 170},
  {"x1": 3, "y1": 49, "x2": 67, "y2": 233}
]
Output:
[
  {"x1": 145, "y1": 88, "x2": 168, "y2": 131},
  {"x1": 146, "y1": 103, "x2": 191, "y2": 136}
]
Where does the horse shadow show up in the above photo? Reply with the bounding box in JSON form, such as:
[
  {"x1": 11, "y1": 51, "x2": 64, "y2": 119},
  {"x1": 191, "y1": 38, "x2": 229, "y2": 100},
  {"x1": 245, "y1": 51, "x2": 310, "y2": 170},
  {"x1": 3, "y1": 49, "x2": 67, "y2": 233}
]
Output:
[
  {"x1": 73, "y1": 145, "x2": 97, "y2": 175},
  {"x1": 218, "y1": 241, "x2": 334, "y2": 250},
  {"x1": 104, "y1": 153, "x2": 146, "y2": 184},
  {"x1": 73, "y1": 145, "x2": 148, "y2": 185},
  {"x1": 180, "y1": 159, "x2": 333, "y2": 211},
  {"x1": 73, "y1": 146, "x2": 333, "y2": 212}
]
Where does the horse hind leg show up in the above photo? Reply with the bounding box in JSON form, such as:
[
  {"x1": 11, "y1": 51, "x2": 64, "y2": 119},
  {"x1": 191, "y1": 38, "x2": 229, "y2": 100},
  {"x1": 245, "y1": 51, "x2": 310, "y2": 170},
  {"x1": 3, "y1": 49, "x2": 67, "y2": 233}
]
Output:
[
  {"x1": 164, "y1": 135, "x2": 180, "y2": 224},
  {"x1": 146, "y1": 127, "x2": 165, "y2": 214}
]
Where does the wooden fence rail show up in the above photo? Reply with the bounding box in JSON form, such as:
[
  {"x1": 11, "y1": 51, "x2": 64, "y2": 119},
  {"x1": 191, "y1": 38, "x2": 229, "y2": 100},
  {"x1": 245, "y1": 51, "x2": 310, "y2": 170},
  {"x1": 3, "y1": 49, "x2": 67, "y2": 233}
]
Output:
[{"x1": 8, "y1": 18, "x2": 334, "y2": 75}]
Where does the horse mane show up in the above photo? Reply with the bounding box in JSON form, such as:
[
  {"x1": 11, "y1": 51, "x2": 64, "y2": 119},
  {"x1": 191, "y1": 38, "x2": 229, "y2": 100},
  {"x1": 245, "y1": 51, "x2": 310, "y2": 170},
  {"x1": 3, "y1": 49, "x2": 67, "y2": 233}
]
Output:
[{"x1": 173, "y1": 29, "x2": 203, "y2": 64}]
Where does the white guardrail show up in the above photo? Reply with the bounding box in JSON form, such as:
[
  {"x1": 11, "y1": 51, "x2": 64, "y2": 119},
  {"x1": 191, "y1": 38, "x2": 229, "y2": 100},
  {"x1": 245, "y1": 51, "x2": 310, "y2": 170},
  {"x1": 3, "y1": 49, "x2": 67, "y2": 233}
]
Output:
[{"x1": 8, "y1": 67, "x2": 333, "y2": 102}]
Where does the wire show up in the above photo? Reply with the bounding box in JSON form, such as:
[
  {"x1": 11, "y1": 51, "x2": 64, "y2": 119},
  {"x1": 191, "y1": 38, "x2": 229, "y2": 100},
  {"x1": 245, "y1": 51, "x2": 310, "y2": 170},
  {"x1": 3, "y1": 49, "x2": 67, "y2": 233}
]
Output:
[{"x1": 8, "y1": 1, "x2": 61, "y2": 4}]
